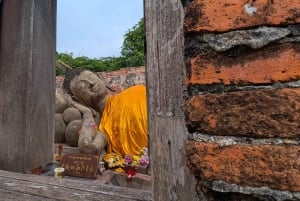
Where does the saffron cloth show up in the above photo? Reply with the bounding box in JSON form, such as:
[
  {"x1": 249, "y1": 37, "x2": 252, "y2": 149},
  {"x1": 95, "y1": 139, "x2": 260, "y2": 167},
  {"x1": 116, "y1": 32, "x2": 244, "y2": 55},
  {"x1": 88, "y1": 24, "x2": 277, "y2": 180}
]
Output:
[{"x1": 99, "y1": 85, "x2": 148, "y2": 156}]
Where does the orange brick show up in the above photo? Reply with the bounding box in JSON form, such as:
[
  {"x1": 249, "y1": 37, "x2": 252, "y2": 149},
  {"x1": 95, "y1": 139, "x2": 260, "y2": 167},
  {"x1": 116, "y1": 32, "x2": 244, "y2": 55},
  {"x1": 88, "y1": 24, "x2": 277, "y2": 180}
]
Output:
[
  {"x1": 186, "y1": 141, "x2": 300, "y2": 192},
  {"x1": 186, "y1": 43, "x2": 300, "y2": 85},
  {"x1": 184, "y1": 0, "x2": 300, "y2": 33},
  {"x1": 186, "y1": 88, "x2": 300, "y2": 138}
]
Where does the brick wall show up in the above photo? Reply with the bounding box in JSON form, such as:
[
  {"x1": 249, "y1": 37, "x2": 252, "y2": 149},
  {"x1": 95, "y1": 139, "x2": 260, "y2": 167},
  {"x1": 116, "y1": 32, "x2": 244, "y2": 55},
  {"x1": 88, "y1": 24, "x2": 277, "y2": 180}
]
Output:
[
  {"x1": 183, "y1": 1, "x2": 300, "y2": 200},
  {"x1": 56, "y1": 66, "x2": 145, "y2": 95},
  {"x1": 101, "y1": 66, "x2": 145, "y2": 94}
]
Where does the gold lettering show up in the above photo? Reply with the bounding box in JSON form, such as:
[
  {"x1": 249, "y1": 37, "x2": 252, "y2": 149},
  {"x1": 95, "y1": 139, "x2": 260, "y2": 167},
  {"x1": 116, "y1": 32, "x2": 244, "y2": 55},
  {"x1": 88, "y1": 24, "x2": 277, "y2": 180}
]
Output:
[
  {"x1": 90, "y1": 166, "x2": 94, "y2": 172},
  {"x1": 68, "y1": 156, "x2": 93, "y2": 161},
  {"x1": 65, "y1": 164, "x2": 70, "y2": 170}
]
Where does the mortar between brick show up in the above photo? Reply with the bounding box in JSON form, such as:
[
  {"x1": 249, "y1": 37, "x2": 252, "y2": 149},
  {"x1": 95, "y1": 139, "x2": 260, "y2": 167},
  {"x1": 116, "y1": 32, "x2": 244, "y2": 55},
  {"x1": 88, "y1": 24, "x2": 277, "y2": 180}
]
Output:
[
  {"x1": 188, "y1": 133, "x2": 300, "y2": 146},
  {"x1": 187, "y1": 80, "x2": 300, "y2": 95},
  {"x1": 201, "y1": 180, "x2": 300, "y2": 201}
]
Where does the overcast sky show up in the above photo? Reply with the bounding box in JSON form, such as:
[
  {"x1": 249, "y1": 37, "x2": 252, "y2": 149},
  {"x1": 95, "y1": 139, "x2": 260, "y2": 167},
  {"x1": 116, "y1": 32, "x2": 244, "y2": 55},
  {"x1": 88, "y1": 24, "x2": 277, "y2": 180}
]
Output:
[{"x1": 56, "y1": 0, "x2": 144, "y2": 58}]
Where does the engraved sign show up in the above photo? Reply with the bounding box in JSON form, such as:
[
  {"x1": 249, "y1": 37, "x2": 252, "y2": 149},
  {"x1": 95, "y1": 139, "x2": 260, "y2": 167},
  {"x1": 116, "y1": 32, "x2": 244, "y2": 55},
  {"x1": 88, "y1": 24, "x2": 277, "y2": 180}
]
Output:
[{"x1": 60, "y1": 153, "x2": 99, "y2": 179}]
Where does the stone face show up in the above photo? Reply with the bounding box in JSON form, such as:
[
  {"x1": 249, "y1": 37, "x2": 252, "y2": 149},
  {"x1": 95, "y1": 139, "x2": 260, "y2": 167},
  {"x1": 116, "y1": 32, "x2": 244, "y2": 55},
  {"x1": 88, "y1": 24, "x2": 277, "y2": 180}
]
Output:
[
  {"x1": 186, "y1": 88, "x2": 300, "y2": 138},
  {"x1": 186, "y1": 140, "x2": 300, "y2": 192},
  {"x1": 184, "y1": 0, "x2": 300, "y2": 33},
  {"x1": 186, "y1": 43, "x2": 300, "y2": 86}
]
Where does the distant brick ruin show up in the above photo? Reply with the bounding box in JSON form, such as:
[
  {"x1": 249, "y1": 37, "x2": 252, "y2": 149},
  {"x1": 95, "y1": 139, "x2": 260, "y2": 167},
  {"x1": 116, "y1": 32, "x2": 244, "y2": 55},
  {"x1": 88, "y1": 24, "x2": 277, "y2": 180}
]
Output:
[
  {"x1": 101, "y1": 66, "x2": 145, "y2": 93},
  {"x1": 56, "y1": 66, "x2": 145, "y2": 95}
]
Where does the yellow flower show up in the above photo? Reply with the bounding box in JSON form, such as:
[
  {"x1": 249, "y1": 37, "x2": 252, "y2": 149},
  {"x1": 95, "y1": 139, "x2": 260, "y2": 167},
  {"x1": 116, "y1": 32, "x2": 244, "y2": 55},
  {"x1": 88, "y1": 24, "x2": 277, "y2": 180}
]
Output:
[
  {"x1": 132, "y1": 161, "x2": 138, "y2": 166},
  {"x1": 133, "y1": 155, "x2": 141, "y2": 161},
  {"x1": 115, "y1": 167, "x2": 124, "y2": 173}
]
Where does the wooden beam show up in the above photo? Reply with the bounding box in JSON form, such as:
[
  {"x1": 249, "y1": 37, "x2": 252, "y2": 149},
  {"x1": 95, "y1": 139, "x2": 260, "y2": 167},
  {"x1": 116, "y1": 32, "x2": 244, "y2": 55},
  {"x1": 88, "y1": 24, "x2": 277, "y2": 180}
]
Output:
[
  {"x1": 0, "y1": 0, "x2": 56, "y2": 172},
  {"x1": 0, "y1": 170, "x2": 152, "y2": 200},
  {"x1": 145, "y1": 0, "x2": 197, "y2": 200}
]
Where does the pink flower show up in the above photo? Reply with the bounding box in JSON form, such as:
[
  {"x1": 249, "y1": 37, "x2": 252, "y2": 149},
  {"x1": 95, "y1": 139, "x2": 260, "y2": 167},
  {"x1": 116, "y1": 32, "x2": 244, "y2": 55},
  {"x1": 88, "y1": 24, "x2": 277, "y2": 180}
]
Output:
[
  {"x1": 138, "y1": 155, "x2": 149, "y2": 168},
  {"x1": 124, "y1": 154, "x2": 133, "y2": 164}
]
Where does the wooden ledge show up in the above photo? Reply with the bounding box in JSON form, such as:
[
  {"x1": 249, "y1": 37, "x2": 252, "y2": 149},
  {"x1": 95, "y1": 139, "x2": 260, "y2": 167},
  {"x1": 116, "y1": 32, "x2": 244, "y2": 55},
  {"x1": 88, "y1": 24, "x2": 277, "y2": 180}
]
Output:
[{"x1": 0, "y1": 170, "x2": 152, "y2": 200}]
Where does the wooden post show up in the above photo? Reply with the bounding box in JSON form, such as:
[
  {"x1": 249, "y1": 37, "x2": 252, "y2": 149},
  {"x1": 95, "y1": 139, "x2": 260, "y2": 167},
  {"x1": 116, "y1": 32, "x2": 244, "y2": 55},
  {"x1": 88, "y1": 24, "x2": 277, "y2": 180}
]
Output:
[
  {"x1": 0, "y1": 0, "x2": 56, "y2": 172},
  {"x1": 145, "y1": 0, "x2": 197, "y2": 200}
]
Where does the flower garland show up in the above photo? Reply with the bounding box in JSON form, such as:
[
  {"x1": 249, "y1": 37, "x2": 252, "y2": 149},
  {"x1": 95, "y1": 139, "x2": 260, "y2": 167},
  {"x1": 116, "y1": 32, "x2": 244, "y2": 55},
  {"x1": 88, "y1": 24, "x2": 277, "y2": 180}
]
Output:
[
  {"x1": 124, "y1": 147, "x2": 149, "y2": 169},
  {"x1": 103, "y1": 147, "x2": 150, "y2": 172}
]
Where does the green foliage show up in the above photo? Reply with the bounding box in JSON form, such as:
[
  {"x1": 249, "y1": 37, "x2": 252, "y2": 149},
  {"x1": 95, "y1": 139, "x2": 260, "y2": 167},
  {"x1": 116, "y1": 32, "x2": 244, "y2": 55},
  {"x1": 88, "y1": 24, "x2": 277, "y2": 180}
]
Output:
[
  {"x1": 56, "y1": 53, "x2": 126, "y2": 73},
  {"x1": 121, "y1": 18, "x2": 145, "y2": 67},
  {"x1": 56, "y1": 18, "x2": 145, "y2": 75},
  {"x1": 56, "y1": 66, "x2": 64, "y2": 75}
]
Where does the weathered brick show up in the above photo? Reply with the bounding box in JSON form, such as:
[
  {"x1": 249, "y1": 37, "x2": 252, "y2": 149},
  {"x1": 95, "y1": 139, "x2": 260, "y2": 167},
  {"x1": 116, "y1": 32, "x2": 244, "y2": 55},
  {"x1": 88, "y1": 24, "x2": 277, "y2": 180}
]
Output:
[
  {"x1": 186, "y1": 140, "x2": 300, "y2": 192},
  {"x1": 186, "y1": 43, "x2": 300, "y2": 85},
  {"x1": 186, "y1": 88, "x2": 300, "y2": 138},
  {"x1": 184, "y1": 0, "x2": 300, "y2": 33}
]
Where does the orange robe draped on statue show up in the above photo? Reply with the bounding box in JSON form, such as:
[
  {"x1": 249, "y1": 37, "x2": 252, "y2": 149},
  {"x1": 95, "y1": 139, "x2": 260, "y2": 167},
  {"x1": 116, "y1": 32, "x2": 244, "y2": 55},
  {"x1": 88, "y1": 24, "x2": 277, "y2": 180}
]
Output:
[{"x1": 99, "y1": 85, "x2": 148, "y2": 156}]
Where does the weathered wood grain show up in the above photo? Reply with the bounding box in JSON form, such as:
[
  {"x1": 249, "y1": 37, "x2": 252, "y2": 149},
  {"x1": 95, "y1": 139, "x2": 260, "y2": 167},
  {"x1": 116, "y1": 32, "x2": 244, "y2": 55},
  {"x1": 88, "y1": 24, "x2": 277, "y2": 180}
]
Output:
[
  {"x1": 0, "y1": 170, "x2": 152, "y2": 200},
  {"x1": 145, "y1": 0, "x2": 197, "y2": 200},
  {"x1": 53, "y1": 143, "x2": 80, "y2": 156},
  {"x1": 0, "y1": 0, "x2": 56, "y2": 172},
  {"x1": 0, "y1": 189, "x2": 54, "y2": 201}
]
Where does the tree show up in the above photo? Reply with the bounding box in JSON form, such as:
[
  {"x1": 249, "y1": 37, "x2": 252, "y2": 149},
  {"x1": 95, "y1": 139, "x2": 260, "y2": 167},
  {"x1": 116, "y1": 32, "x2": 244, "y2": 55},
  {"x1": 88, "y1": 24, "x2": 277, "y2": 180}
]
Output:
[
  {"x1": 56, "y1": 52, "x2": 125, "y2": 74},
  {"x1": 120, "y1": 18, "x2": 145, "y2": 67},
  {"x1": 56, "y1": 18, "x2": 145, "y2": 75}
]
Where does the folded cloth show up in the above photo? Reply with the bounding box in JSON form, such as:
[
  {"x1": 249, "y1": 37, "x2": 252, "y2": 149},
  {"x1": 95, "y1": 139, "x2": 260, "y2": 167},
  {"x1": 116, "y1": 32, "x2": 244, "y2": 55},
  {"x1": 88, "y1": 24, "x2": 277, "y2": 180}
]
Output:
[{"x1": 99, "y1": 85, "x2": 148, "y2": 156}]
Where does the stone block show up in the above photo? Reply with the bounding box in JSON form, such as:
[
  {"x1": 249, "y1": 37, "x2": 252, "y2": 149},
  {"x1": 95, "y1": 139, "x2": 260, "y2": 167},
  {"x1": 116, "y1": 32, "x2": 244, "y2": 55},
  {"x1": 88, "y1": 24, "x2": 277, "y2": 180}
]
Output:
[
  {"x1": 186, "y1": 140, "x2": 300, "y2": 192},
  {"x1": 184, "y1": 0, "x2": 300, "y2": 33},
  {"x1": 186, "y1": 43, "x2": 300, "y2": 86},
  {"x1": 186, "y1": 88, "x2": 300, "y2": 138}
]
